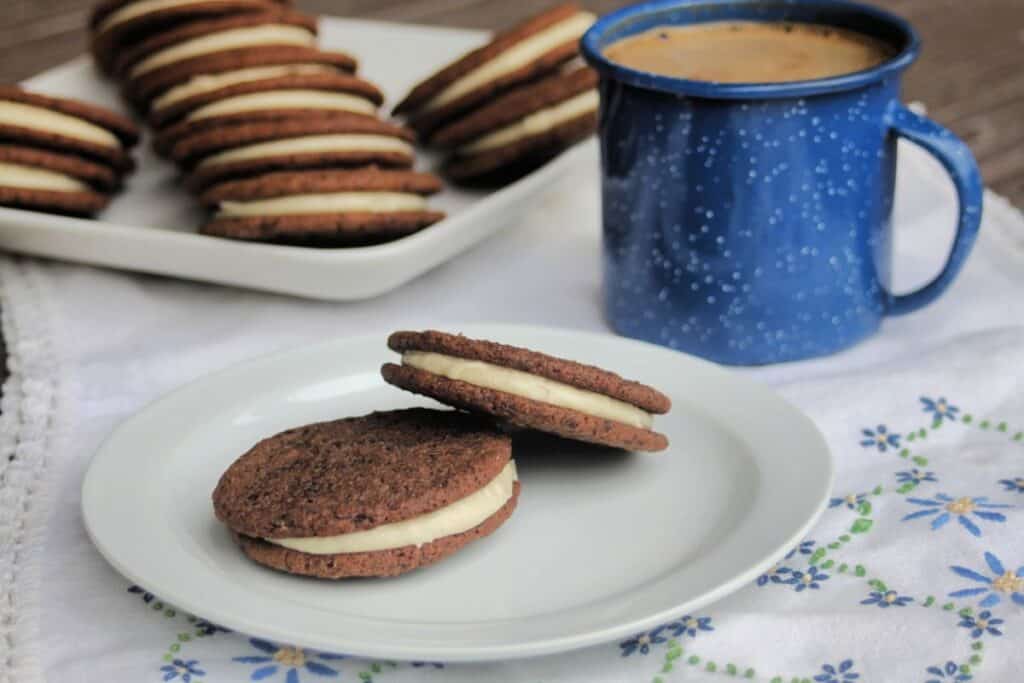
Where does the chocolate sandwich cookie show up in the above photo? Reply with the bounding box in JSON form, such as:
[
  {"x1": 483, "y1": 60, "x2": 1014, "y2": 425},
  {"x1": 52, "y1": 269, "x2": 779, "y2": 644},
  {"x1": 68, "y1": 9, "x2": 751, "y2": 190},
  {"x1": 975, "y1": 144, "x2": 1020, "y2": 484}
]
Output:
[
  {"x1": 199, "y1": 167, "x2": 445, "y2": 246},
  {"x1": 0, "y1": 87, "x2": 139, "y2": 172},
  {"x1": 381, "y1": 330, "x2": 672, "y2": 451},
  {"x1": 113, "y1": 10, "x2": 318, "y2": 82},
  {"x1": 212, "y1": 408, "x2": 520, "y2": 578},
  {"x1": 0, "y1": 145, "x2": 115, "y2": 216},
  {"x1": 149, "y1": 70, "x2": 381, "y2": 129},
  {"x1": 90, "y1": 0, "x2": 293, "y2": 74},
  {"x1": 174, "y1": 114, "x2": 415, "y2": 191},
  {"x1": 393, "y1": 3, "x2": 595, "y2": 139},
  {"x1": 151, "y1": 73, "x2": 384, "y2": 155},
  {"x1": 436, "y1": 66, "x2": 598, "y2": 183},
  {"x1": 130, "y1": 46, "x2": 356, "y2": 111},
  {"x1": 0, "y1": 145, "x2": 119, "y2": 191}
]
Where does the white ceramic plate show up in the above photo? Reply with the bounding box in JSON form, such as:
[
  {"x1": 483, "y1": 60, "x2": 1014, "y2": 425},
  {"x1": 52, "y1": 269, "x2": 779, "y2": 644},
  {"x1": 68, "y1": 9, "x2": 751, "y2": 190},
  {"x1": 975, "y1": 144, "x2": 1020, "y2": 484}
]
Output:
[
  {"x1": 0, "y1": 19, "x2": 589, "y2": 301},
  {"x1": 82, "y1": 324, "x2": 833, "y2": 662}
]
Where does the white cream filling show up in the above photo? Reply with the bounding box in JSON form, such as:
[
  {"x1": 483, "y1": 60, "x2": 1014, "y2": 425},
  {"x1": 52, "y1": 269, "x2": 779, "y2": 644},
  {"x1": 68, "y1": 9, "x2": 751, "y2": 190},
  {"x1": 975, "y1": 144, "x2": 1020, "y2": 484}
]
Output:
[
  {"x1": 186, "y1": 90, "x2": 376, "y2": 121},
  {"x1": 199, "y1": 134, "x2": 414, "y2": 168},
  {"x1": 0, "y1": 162, "x2": 89, "y2": 192},
  {"x1": 423, "y1": 12, "x2": 595, "y2": 113},
  {"x1": 98, "y1": 0, "x2": 214, "y2": 33},
  {"x1": 131, "y1": 24, "x2": 317, "y2": 77},
  {"x1": 217, "y1": 191, "x2": 427, "y2": 217},
  {"x1": 266, "y1": 461, "x2": 518, "y2": 554},
  {"x1": 460, "y1": 89, "x2": 598, "y2": 154},
  {"x1": 152, "y1": 64, "x2": 337, "y2": 111},
  {"x1": 0, "y1": 101, "x2": 120, "y2": 149},
  {"x1": 403, "y1": 351, "x2": 654, "y2": 429}
]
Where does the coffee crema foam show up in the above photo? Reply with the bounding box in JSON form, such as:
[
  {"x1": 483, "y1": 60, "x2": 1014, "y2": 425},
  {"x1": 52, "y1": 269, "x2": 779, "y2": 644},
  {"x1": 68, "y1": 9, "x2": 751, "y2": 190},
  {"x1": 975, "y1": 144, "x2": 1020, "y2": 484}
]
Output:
[{"x1": 603, "y1": 21, "x2": 894, "y2": 84}]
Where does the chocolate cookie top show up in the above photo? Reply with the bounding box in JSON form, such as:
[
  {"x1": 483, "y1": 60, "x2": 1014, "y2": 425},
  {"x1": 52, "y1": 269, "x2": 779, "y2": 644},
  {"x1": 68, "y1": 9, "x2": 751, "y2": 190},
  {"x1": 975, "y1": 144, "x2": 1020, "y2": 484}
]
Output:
[
  {"x1": 200, "y1": 166, "x2": 443, "y2": 207},
  {"x1": 0, "y1": 87, "x2": 140, "y2": 146},
  {"x1": 0, "y1": 144, "x2": 119, "y2": 191},
  {"x1": 432, "y1": 66, "x2": 597, "y2": 148},
  {"x1": 387, "y1": 330, "x2": 672, "y2": 414},
  {"x1": 90, "y1": 0, "x2": 290, "y2": 30},
  {"x1": 212, "y1": 408, "x2": 511, "y2": 539},
  {"x1": 113, "y1": 10, "x2": 318, "y2": 78},
  {"x1": 150, "y1": 71, "x2": 383, "y2": 128},
  {"x1": 172, "y1": 112, "x2": 413, "y2": 165},
  {"x1": 130, "y1": 46, "x2": 357, "y2": 108}
]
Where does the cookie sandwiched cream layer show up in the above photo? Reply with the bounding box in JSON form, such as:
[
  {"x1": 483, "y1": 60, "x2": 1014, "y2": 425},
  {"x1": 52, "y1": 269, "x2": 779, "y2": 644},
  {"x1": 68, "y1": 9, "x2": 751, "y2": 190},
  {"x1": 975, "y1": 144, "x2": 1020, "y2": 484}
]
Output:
[
  {"x1": 422, "y1": 11, "x2": 595, "y2": 114},
  {"x1": 198, "y1": 134, "x2": 414, "y2": 168},
  {"x1": 0, "y1": 102, "x2": 120, "y2": 149},
  {"x1": 0, "y1": 162, "x2": 91, "y2": 192},
  {"x1": 459, "y1": 89, "x2": 598, "y2": 154},
  {"x1": 185, "y1": 90, "x2": 376, "y2": 121},
  {"x1": 131, "y1": 24, "x2": 317, "y2": 77},
  {"x1": 152, "y1": 64, "x2": 338, "y2": 111},
  {"x1": 216, "y1": 191, "x2": 428, "y2": 217},
  {"x1": 268, "y1": 461, "x2": 518, "y2": 554},
  {"x1": 403, "y1": 351, "x2": 653, "y2": 429}
]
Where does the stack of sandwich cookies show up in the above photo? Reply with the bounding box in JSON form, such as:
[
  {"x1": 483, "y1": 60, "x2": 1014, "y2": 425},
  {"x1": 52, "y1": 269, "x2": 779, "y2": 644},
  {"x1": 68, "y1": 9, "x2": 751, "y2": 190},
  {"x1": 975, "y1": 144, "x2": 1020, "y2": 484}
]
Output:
[
  {"x1": 199, "y1": 167, "x2": 445, "y2": 245},
  {"x1": 172, "y1": 114, "x2": 415, "y2": 190},
  {"x1": 435, "y1": 66, "x2": 598, "y2": 182},
  {"x1": 212, "y1": 408, "x2": 520, "y2": 578},
  {"x1": 393, "y1": 3, "x2": 595, "y2": 140},
  {"x1": 382, "y1": 331, "x2": 671, "y2": 451},
  {"x1": 89, "y1": 0, "x2": 446, "y2": 245},
  {"x1": 0, "y1": 87, "x2": 139, "y2": 216},
  {"x1": 90, "y1": 0, "x2": 294, "y2": 74}
]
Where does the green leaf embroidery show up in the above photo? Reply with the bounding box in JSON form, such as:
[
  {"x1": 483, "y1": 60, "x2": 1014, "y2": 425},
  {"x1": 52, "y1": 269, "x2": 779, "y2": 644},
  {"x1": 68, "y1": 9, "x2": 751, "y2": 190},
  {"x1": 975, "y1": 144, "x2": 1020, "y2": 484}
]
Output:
[
  {"x1": 896, "y1": 482, "x2": 916, "y2": 493},
  {"x1": 912, "y1": 456, "x2": 929, "y2": 466},
  {"x1": 872, "y1": 485, "x2": 884, "y2": 495},
  {"x1": 820, "y1": 559, "x2": 835, "y2": 569},
  {"x1": 962, "y1": 414, "x2": 973, "y2": 423},
  {"x1": 854, "y1": 565, "x2": 867, "y2": 577},
  {"x1": 857, "y1": 500, "x2": 872, "y2": 516},
  {"x1": 850, "y1": 518, "x2": 873, "y2": 533},
  {"x1": 997, "y1": 422, "x2": 1008, "y2": 432},
  {"x1": 726, "y1": 663, "x2": 738, "y2": 675},
  {"x1": 839, "y1": 534, "x2": 852, "y2": 542}
]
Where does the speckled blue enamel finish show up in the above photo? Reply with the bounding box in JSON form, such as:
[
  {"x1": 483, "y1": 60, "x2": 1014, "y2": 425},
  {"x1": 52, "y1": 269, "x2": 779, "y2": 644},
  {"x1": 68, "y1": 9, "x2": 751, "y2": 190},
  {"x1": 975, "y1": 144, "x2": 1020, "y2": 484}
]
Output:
[{"x1": 582, "y1": 0, "x2": 983, "y2": 365}]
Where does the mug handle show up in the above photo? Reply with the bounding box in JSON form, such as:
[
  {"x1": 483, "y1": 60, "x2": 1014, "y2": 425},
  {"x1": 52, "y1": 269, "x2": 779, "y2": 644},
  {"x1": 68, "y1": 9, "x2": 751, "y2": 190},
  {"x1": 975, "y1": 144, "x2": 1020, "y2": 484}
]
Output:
[{"x1": 884, "y1": 103, "x2": 984, "y2": 315}]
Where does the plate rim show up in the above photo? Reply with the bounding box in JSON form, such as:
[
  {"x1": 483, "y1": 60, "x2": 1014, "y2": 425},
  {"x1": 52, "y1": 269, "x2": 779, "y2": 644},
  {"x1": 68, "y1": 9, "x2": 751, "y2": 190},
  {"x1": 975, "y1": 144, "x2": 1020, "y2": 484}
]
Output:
[{"x1": 82, "y1": 324, "x2": 834, "y2": 661}]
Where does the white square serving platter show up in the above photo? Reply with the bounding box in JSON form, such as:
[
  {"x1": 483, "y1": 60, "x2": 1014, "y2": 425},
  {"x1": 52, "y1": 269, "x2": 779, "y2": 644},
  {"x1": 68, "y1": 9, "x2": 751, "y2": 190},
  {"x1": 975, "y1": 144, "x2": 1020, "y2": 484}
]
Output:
[{"x1": 0, "y1": 18, "x2": 590, "y2": 301}]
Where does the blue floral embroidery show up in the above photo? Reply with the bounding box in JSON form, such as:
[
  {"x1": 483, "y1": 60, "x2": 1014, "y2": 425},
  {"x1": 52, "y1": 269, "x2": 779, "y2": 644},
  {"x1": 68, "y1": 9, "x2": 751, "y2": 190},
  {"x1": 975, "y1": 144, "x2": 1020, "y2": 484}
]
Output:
[
  {"x1": 897, "y1": 469, "x2": 937, "y2": 485},
  {"x1": 861, "y1": 425, "x2": 900, "y2": 451},
  {"x1": 667, "y1": 615, "x2": 713, "y2": 637},
  {"x1": 161, "y1": 659, "x2": 204, "y2": 682},
  {"x1": 790, "y1": 566, "x2": 829, "y2": 592},
  {"x1": 925, "y1": 661, "x2": 972, "y2": 682},
  {"x1": 233, "y1": 639, "x2": 346, "y2": 681},
  {"x1": 128, "y1": 585, "x2": 156, "y2": 604},
  {"x1": 949, "y1": 551, "x2": 1024, "y2": 607},
  {"x1": 958, "y1": 610, "x2": 1004, "y2": 638},
  {"x1": 814, "y1": 659, "x2": 859, "y2": 682},
  {"x1": 902, "y1": 494, "x2": 1012, "y2": 536},
  {"x1": 999, "y1": 477, "x2": 1024, "y2": 494},
  {"x1": 757, "y1": 565, "x2": 794, "y2": 586},
  {"x1": 192, "y1": 618, "x2": 230, "y2": 636},
  {"x1": 830, "y1": 493, "x2": 867, "y2": 510},
  {"x1": 861, "y1": 590, "x2": 913, "y2": 608},
  {"x1": 619, "y1": 624, "x2": 668, "y2": 657},
  {"x1": 921, "y1": 396, "x2": 959, "y2": 423},
  {"x1": 785, "y1": 540, "x2": 816, "y2": 559}
]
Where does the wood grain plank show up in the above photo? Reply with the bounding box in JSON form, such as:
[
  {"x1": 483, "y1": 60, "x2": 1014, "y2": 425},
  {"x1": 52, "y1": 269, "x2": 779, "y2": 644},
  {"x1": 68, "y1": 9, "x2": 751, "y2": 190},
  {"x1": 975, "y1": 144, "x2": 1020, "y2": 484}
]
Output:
[{"x1": 0, "y1": 0, "x2": 1021, "y2": 205}]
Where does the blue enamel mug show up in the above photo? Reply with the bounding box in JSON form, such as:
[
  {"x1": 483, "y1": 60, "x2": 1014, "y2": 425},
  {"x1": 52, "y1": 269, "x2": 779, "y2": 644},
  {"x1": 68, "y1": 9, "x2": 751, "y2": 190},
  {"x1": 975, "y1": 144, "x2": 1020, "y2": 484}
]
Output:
[{"x1": 581, "y1": 0, "x2": 983, "y2": 365}]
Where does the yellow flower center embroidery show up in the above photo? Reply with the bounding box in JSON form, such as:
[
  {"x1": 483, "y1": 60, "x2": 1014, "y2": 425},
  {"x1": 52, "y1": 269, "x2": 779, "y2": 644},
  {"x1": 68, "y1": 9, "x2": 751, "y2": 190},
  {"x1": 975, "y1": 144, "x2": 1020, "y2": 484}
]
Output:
[
  {"x1": 1015, "y1": 478, "x2": 1024, "y2": 489},
  {"x1": 945, "y1": 497, "x2": 976, "y2": 515},
  {"x1": 802, "y1": 574, "x2": 813, "y2": 584},
  {"x1": 992, "y1": 571, "x2": 1023, "y2": 594},
  {"x1": 686, "y1": 618, "x2": 699, "y2": 629},
  {"x1": 884, "y1": 593, "x2": 897, "y2": 603},
  {"x1": 845, "y1": 494, "x2": 858, "y2": 505},
  {"x1": 274, "y1": 646, "x2": 307, "y2": 667},
  {"x1": 638, "y1": 634, "x2": 651, "y2": 645},
  {"x1": 975, "y1": 619, "x2": 988, "y2": 629}
]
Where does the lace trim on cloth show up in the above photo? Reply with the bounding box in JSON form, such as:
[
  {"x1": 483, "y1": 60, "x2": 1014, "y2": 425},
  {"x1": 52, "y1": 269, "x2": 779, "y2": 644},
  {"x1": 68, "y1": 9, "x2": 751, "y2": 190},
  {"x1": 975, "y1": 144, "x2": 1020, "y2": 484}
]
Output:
[{"x1": 0, "y1": 258, "x2": 73, "y2": 683}]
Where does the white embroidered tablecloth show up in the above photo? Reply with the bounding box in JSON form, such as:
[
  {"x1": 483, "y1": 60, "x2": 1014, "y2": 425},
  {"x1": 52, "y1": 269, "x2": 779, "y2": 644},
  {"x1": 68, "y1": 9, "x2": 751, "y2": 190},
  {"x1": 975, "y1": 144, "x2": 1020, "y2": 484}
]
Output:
[{"x1": 1, "y1": 140, "x2": 1022, "y2": 683}]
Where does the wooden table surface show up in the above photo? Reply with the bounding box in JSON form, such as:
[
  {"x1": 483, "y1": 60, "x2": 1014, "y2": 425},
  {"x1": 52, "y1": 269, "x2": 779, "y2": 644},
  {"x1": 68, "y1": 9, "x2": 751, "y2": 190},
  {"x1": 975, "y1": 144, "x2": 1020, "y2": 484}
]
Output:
[{"x1": 3, "y1": 0, "x2": 1024, "y2": 204}]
